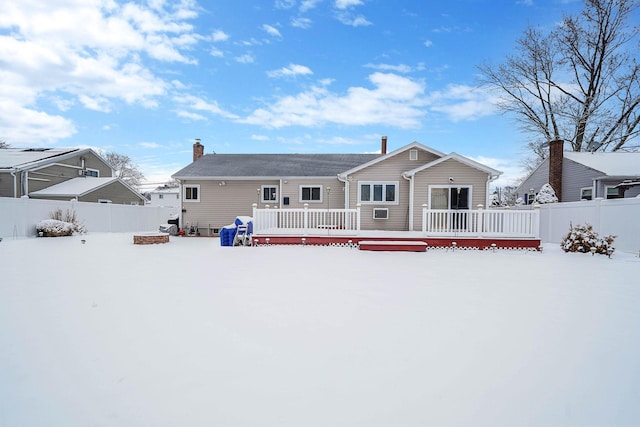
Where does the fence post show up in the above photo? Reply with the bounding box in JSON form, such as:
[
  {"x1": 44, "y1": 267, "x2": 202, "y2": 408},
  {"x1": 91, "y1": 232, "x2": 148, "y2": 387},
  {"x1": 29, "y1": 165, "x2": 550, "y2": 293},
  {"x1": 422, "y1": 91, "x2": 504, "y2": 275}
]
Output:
[
  {"x1": 533, "y1": 204, "x2": 541, "y2": 238},
  {"x1": 356, "y1": 204, "x2": 361, "y2": 233},
  {"x1": 422, "y1": 204, "x2": 428, "y2": 234},
  {"x1": 476, "y1": 204, "x2": 484, "y2": 237},
  {"x1": 303, "y1": 203, "x2": 309, "y2": 235},
  {"x1": 252, "y1": 203, "x2": 258, "y2": 233}
]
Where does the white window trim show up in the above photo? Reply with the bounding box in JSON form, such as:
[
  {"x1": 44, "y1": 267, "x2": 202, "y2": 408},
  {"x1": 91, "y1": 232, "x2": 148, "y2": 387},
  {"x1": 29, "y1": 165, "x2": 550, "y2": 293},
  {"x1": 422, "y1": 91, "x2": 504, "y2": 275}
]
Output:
[
  {"x1": 580, "y1": 187, "x2": 593, "y2": 200},
  {"x1": 299, "y1": 184, "x2": 323, "y2": 203},
  {"x1": 183, "y1": 184, "x2": 200, "y2": 202},
  {"x1": 358, "y1": 181, "x2": 399, "y2": 205},
  {"x1": 85, "y1": 168, "x2": 100, "y2": 177},
  {"x1": 261, "y1": 185, "x2": 278, "y2": 203},
  {"x1": 427, "y1": 185, "x2": 473, "y2": 209},
  {"x1": 604, "y1": 185, "x2": 621, "y2": 199},
  {"x1": 409, "y1": 149, "x2": 418, "y2": 161}
]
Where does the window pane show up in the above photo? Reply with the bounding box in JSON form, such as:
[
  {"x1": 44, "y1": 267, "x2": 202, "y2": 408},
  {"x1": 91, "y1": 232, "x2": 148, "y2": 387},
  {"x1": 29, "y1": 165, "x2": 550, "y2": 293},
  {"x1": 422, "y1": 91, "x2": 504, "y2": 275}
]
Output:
[
  {"x1": 311, "y1": 187, "x2": 320, "y2": 200},
  {"x1": 192, "y1": 188, "x2": 198, "y2": 199},
  {"x1": 431, "y1": 188, "x2": 448, "y2": 209},
  {"x1": 386, "y1": 185, "x2": 395, "y2": 202},
  {"x1": 373, "y1": 184, "x2": 383, "y2": 201},
  {"x1": 581, "y1": 188, "x2": 592, "y2": 200},
  {"x1": 360, "y1": 184, "x2": 370, "y2": 202},
  {"x1": 302, "y1": 187, "x2": 310, "y2": 200}
]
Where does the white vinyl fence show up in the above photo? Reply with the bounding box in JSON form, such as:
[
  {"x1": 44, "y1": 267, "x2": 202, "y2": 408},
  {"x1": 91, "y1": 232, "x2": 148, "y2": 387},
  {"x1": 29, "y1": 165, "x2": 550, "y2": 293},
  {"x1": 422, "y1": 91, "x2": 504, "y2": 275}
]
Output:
[
  {"x1": 0, "y1": 197, "x2": 178, "y2": 239},
  {"x1": 537, "y1": 197, "x2": 640, "y2": 254},
  {"x1": 422, "y1": 208, "x2": 539, "y2": 237}
]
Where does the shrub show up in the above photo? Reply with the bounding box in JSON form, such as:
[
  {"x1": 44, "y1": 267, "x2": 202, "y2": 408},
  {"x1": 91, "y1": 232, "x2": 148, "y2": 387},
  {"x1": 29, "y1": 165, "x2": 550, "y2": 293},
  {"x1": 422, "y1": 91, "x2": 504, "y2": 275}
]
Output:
[
  {"x1": 561, "y1": 223, "x2": 615, "y2": 256},
  {"x1": 36, "y1": 208, "x2": 87, "y2": 237}
]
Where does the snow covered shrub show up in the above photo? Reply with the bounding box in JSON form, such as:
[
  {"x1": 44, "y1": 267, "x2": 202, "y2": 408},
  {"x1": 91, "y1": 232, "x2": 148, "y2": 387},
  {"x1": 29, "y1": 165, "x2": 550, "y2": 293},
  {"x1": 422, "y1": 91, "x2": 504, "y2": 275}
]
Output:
[
  {"x1": 561, "y1": 223, "x2": 615, "y2": 255},
  {"x1": 36, "y1": 208, "x2": 87, "y2": 236},
  {"x1": 534, "y1": 183, "x2": 559, "y2": 204}
]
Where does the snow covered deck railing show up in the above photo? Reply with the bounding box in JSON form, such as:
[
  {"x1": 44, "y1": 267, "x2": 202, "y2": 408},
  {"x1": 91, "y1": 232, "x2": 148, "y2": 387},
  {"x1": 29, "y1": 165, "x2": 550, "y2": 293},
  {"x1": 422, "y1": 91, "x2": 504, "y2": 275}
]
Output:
[
  {"x1": 252, "y1": 204, "x2": 360, "y2": 236},
  {"x1": 422, "y1": 207, "x2": 540, "y2": 238},
  {"x1": 252, "y1": 205, "x2": 540, "y2": 238}
]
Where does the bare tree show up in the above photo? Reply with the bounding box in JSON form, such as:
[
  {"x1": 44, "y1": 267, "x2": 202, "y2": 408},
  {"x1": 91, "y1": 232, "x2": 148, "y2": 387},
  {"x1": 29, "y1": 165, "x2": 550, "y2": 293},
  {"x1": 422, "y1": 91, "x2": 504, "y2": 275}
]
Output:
[
  {"x1": 479, "y1": 0, "x2": 640, "y2": 168},
  {"x1": 103, "y1": 151, "x2": 145, "y2": 189},
  {"x1": 0, "y1": 140, "x2": 9, "y2": 149}
]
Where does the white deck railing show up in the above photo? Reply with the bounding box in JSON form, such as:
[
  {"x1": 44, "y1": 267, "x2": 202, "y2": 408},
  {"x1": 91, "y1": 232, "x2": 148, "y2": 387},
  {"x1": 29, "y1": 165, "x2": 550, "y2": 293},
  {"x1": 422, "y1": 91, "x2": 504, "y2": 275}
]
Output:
[
  {"x1": 252, "y1": 204, "x2": 360, "y2": 235},
  {"x1": 422, "y1": 207, "x2": 540, "y2": 237},
  {"x1": 252, "y1": 204, "x2": 540, "y2": 238}
]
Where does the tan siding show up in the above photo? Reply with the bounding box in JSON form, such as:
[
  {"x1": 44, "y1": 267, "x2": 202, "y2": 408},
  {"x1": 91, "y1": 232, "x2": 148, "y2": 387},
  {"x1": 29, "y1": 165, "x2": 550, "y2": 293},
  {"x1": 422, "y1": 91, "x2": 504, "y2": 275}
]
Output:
[
  {"x1": 280, "y1": 178, "x2": 344, "y2": 209},
  {"x1": 347, "y1": 148, "x2": 440, "y2": 231},
  {"x1": 0, "y1": 173, "x2": 15, "y2": 197},
  {"x1": 77, "y1": 181, "x2": 143, "y2": 204},
  {"x1": 411, "y1": 159, "x2": 489, "y2": 230},
  {"x1": 181, "y1": 180, "x2": 278, "y2": 234}
]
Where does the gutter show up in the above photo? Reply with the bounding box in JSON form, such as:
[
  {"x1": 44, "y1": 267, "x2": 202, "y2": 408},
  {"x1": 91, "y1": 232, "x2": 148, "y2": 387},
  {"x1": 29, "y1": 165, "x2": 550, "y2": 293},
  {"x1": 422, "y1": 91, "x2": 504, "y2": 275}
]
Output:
[{"x1": 337, "y1": 174, "x2": 349, "y2": 209}]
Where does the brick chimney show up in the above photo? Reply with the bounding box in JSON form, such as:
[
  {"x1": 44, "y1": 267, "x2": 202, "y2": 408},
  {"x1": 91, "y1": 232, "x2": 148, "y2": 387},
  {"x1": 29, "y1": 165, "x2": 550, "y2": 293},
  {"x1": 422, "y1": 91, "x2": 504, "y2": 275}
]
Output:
[
  {"x1": 548, "y1": 139, "x2": 563, "y2": 202},
  {"x1": 381, "y1": 135, "x2": 387, "y2": 154},
  {"x1": 193, "y1": 138, "x2": 204, "y2": 162}
]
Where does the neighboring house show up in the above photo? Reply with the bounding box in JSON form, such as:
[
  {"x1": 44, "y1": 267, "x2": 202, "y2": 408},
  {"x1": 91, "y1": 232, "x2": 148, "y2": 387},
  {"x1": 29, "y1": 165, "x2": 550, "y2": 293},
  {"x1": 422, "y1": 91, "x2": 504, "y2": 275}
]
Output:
[
  {"x1": 171, "y1": 138, "x2": 502, "y2": 235},
  {"x1": 517, "y1": 140, "x2": 640, "y2": 203},
  {"x1": 147, "y1": 186, "x2": 181, "y2": 208},
  {"x1": 0, "y1": 147, "x2": 146, "y2": 204}
]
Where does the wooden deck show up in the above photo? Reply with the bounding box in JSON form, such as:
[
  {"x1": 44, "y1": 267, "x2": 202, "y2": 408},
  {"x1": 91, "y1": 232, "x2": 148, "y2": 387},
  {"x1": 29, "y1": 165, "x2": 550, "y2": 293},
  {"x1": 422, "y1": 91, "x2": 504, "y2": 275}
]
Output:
[{"x1": 251, "y1": 234, "x2": 542, "y2": 251}]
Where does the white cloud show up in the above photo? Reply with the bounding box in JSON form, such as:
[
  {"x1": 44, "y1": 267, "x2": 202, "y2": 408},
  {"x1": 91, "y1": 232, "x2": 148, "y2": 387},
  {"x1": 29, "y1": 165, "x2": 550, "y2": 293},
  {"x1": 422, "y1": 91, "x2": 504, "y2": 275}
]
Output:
[
  {"x1": 267, "y1": 64, "x2": 313, "y2": 78},
  {"x1": 239, "y1": 72, "x2": 427, "y2": 129},
  {"x1": 262, "y1": 24, "x2": 282, "y2": 38},
  {"x1": 291, "y1": 17, "x2": 313, "y2": 28},
  {"x1": 335, "y1": 0, "x2": 363, "y2": 9},
  {"x1": 210, "y1": 47, "x2": 224, "y2": 57},
  {"x1": 212, "y1": 29, "x2": 229, "y2": 42},
  {"x1": 176, "y1": 110, "x2": 207, "y2": 121},
  {"x1": 0, "y1": 0, "x2": 201, "y2": 143},
  {"x1": 336, "y1": 13, "x2": 372, "y2": 26},
  {"x1": 235, "y1": 53, "x2": 255, "y2": 64},
  {"x1": 300, "y1": 0, "x2": 322, "y2": 12},
  {"x1": 139, "y1": 142, "x2": 161, "y2": 148},
  {"x1": 424, "y1": 39, "x2": 433, "y2": 47},
  {"x1": 174, "y1": 94, "x2": 239, "y2": 120},
  {"x1": 275, "y1": 0, "x2": 297, "y2": 9},
  {"x1": 427, "y1": 84, "x2": 498, "y2": 121},
  {"x1": 469, "y1": 156, "x2": 527, "y2": 187},
  {"x1": 251, "y1": 134, "x2": 270, "y2": 141},
  {"x1": 364, "y1": 63, "x2": 413, "y2": 73}
]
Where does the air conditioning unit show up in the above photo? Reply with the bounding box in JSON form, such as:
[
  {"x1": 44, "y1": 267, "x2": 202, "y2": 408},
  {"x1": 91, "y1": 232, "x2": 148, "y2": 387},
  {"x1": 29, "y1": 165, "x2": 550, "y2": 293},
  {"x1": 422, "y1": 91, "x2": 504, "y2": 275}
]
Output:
[
  {"x1": 373, "y1": 208, "x2": 389, "y2": 219},
  {"x1": 78, "y1": 169, "x2": 89, "y2": 176}
]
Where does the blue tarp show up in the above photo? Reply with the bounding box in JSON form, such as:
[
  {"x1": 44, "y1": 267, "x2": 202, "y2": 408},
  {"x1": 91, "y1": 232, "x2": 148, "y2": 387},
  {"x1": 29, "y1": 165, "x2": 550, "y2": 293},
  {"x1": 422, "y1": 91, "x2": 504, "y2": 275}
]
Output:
[{"x1": 220, "y1": 216, "x2": 253, "y2": 246}]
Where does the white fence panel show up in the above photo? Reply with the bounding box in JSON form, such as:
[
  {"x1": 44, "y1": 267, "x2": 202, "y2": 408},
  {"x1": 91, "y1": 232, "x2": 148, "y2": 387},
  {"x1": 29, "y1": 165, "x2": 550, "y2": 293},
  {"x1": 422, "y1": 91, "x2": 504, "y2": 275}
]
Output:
[
  {"x1": 0, "y1": 197, "x2": 178, "y2": 239},
  {"x1": 253, "y1": 206, "x2": 360, "y2": 236}
]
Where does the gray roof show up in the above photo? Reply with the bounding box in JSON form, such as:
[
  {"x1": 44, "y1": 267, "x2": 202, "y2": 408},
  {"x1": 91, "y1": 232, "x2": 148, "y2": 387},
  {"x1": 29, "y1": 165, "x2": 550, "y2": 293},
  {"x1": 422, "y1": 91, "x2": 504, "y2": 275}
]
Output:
[{"x1": 172, "y1": 153, "x2": 382, "y2": 178}]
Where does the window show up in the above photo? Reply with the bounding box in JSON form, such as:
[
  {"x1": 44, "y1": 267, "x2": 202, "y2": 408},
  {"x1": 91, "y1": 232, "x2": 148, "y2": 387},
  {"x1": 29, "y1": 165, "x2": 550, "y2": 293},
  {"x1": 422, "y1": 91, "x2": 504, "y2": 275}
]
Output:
[
  {"x1": 359, "y1": 182, "x2": 398, "y2": 204},
  {"x1": 373, "y1": 208, "x2": 389, "y2": 219},
  {"x1": 85, "y1": 168, "x2": 99, "y2": 177},
  {"x1": 159, "y1": 194, "x2": 164, "y2": 199},
  {"x1": 606, "y1": 186, "x2": 622, "y2": 199},
  {"x1": 300, "y1": 185, "x2": 322, "y2": 202},
  {"x1": 429, "y1": 186, "x2": 471, "y2": 209},
  {"x1": 409, "y1": 149, "x2": 418, "y2": 161},
  {"x1": 98, "y1": 199, "x2": 112, "y2": 204},
  {"x1": 183, "y1": 184, "x2": 200, "y2": 202},
  {"x1": 580, "y1": 188, "x2": 593, "y2": 200},
  {"x1": 261, "y1": 185, "x2": 278, "y2": 203}
]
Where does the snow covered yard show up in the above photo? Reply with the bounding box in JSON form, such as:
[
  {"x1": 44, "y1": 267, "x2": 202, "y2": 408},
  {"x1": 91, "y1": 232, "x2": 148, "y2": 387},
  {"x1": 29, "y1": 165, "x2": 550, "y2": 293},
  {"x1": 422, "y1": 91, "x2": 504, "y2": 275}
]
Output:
[{"x1": 1, "y1": 234, "x2": 639, "y2": 427}]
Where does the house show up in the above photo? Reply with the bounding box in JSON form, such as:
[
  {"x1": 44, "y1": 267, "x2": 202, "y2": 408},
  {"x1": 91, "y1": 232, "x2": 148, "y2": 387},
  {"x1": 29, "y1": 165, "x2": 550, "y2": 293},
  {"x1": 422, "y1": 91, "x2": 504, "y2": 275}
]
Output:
[
  {"x1": 171, "y1": 138, "x2": 502, "y2": 236},
  {"x1": 516, "y1": 140, "x2": 640, "y2": 203},
  {"x1": 0, "y1": 147, "x2": 146, "y2": 204},
  {"x1": 147, "y1": 186, "x2": 181, "y2": 208}
]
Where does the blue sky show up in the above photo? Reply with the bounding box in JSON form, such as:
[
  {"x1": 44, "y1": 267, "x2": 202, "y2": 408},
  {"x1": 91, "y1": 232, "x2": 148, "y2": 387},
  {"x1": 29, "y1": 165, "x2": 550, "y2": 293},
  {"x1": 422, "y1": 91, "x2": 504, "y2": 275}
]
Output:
[{"x1": 0, "y1": 0, "x2": 583, "y2": 189}]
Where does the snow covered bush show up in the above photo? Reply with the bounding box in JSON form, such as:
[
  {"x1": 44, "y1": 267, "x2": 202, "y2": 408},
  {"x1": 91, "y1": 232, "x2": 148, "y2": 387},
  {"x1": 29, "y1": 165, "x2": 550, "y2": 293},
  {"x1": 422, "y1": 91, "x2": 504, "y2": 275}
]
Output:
[
  {"x1": 561, "y1": 223, "x2": 615, "y2": 256},
  {"x1": 36, "y1": 208, "x2": 86, "y2": 237},
  {"x1": 534, "y1": 183, "x2": 559, "y2": 204}
]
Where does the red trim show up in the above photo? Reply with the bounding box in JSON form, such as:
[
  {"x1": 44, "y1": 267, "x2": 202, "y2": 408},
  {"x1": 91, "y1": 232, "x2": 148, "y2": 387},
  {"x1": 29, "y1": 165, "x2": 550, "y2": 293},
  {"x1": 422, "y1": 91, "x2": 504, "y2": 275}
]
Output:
[{"x1": 251, "y1": 235, "x2": 542, "y2": 250}]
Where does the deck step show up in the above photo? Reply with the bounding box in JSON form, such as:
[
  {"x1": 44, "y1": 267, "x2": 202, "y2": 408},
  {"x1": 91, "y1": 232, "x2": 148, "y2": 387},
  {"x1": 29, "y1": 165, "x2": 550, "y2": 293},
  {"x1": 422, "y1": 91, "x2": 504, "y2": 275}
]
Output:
[{"x1": 358, "y1": 240, "x2": 427, "y2": 252}]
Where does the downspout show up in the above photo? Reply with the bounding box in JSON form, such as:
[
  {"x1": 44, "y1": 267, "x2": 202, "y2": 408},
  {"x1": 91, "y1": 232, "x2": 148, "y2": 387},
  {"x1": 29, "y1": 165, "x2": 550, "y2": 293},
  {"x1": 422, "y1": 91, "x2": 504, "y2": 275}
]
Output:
[
  {"x1": 10, "y1": 170, "x2": 17, "y2": 198},
  {"x1": 337, "y1": 174, "x2": 349, "y2": 209},
  {"x1": 402, "y1": 172, "x2": 414, "y2": 231},
  {"x1": 21, "y1": 171, "x2": 28, "y2": 197}
]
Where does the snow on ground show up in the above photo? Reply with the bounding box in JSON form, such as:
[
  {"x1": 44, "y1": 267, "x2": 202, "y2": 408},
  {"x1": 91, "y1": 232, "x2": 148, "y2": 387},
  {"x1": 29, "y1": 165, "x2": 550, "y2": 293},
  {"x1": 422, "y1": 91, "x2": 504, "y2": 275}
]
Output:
[{"x1": 1, "y1": 234, "x2": 639, "y2": 427}]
